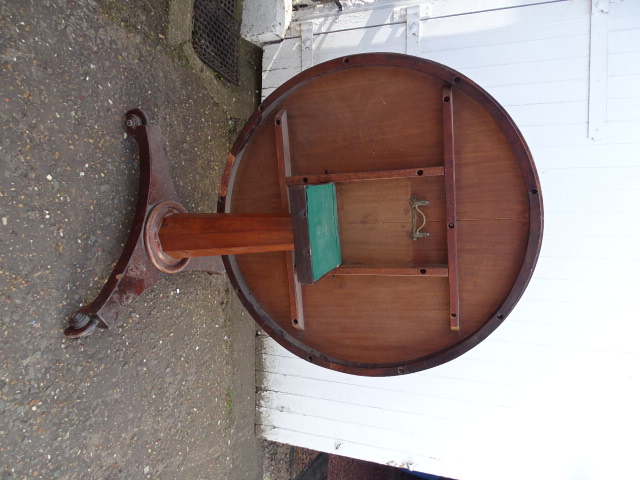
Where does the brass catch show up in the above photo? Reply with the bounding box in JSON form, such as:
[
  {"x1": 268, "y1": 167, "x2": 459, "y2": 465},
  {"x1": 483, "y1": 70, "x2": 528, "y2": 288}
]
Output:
[{"x1": 411, "y1": 196, "x2": 430, "y2": 241}]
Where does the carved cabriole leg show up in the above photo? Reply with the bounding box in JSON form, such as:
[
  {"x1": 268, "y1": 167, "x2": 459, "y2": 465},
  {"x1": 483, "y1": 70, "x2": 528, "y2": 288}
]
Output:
[{"x1": 64, "y1": 110, "x2": 223, "y2": 338}]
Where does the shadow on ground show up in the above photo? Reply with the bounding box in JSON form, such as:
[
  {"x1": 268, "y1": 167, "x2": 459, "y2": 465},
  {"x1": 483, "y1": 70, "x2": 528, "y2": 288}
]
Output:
[{"x1": 0, "y1": 1, "x2": 265, "y2": 478}]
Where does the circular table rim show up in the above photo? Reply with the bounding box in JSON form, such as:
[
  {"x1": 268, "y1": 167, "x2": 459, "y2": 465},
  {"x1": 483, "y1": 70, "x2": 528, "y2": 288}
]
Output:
[{"x1": 218, "y1": 52, "x2": 544, "y2": 377}]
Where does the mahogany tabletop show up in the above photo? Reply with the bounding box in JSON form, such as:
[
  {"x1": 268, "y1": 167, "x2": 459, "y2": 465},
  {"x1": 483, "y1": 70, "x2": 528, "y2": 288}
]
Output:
[{"x1": 219, "y1": 53, "x2": 543, "y2": 376}]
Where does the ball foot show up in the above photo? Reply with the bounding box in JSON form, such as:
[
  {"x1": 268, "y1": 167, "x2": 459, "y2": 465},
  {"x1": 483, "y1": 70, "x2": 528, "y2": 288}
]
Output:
[{"x1": 64, "y1": 313, "x2": 99, "y2": 338}]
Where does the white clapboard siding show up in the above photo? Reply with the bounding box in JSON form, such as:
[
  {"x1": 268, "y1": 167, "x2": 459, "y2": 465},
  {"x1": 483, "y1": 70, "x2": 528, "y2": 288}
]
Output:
[
  {"x1": 256, "y1": 0, "x2": 640, "y2": 478},
  {"x1": 262, "y1": 25, "x2": 407, "y2": 95}
]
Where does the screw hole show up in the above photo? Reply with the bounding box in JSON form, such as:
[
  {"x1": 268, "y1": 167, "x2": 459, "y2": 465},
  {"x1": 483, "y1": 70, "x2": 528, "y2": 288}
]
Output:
[
  {"x1": 324, "y1": 169, "x2": 329, "y2": 175},
  {"x1": 307, "y1": 356, "x2": 313, "y2": 362},
  {"x1": 453, "y1": 76, "x2": 461, "y2": 84},
  {"x1": 416, "y1": 169, "x2": 424, "y2": 176},
  {"x1": 275, "y1": 119, "x2": 281, "y2": 126},
  {"x1": 451, "y1": 313, "x2": 457, "y2": 318},
  {"x1": 497, "y1": 314, "x2": 504, "y2": 320},
  {"x1": 398, "y1": 367, "x2": 405, "y2": 374},
  {"x1": 343, "y1": 57, "x2": 350, "y2": 64},
  {"x1": 443, "y1": 96, "x2": 450, "y2": 102},
  {"x1": 303, "y1": 177, "x2": 309, "y2": 183},
  {"x1": 530, "y1": 188, "x2": 538, "y2": 195},
  {"x1": 419, "y1": 268, "x2": 427, "y2": 274},
  {"x1": 448, "y1": 223, "x2": 455, "y2": 229},
  {"x1": 292, "y1": 318, "x2": 298, "y2": 325},
  {"x1": 258, "y1": 105, "x2": 264, "y2": 112}
]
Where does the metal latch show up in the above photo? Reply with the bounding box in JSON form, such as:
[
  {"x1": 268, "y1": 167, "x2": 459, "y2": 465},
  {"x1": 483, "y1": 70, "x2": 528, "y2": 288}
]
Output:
[{"x1": 411, "y1": 196, "x2": 430, "y2": 240}]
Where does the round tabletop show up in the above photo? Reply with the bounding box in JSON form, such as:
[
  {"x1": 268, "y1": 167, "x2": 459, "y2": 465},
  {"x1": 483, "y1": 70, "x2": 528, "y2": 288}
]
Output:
[{"x1": 219, "y1": 53, "x2": 543, "y2": 376}]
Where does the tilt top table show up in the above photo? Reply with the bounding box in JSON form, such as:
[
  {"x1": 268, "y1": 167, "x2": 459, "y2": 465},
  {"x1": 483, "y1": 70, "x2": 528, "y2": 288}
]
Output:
[{"x1": 66, "y1": 53, "x2": 543, "y2": 377}]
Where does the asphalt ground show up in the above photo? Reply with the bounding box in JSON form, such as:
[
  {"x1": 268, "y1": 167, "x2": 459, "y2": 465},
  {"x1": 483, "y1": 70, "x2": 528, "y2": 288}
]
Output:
[{"x1": 0, "y1": 1, "x2": 269, "y2": 478}]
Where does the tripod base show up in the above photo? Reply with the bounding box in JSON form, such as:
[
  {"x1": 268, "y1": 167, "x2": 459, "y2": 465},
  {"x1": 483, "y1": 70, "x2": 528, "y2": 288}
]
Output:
[{"x1": 64, "y1": 109, "x2": 224, "y2": 338}]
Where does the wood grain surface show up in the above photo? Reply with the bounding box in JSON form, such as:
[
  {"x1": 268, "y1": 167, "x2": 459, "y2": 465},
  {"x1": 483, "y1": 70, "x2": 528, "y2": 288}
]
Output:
[{"x1": 220, "y1": 54, "x2": 542, "y2": 375}]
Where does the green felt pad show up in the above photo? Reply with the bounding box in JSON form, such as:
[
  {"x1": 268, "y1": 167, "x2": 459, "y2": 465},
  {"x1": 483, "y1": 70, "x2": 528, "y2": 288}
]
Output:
[{"x1": 306, "y1": 183, "x2": 342, "y2": 282}]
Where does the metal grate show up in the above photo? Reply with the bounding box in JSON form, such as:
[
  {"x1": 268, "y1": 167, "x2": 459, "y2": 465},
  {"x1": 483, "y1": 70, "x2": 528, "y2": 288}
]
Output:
[
  {"x1": 192, "y1": 0, "x2": 240, "y2": 85},
  {"x1": 216, "y1": 0, "x2": 237, "y2": 16}
]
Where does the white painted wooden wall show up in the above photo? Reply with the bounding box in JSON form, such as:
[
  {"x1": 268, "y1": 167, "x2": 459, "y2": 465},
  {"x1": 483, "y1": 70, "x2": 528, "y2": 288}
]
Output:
[{"x1": 254, "y1": 1, "x2": 640, "y2": 478}]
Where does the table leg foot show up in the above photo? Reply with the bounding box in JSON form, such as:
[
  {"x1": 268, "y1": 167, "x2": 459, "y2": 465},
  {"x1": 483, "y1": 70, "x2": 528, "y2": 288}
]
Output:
[{"x1": 64, "y1": 313, "x2": 100, "y2": 338}]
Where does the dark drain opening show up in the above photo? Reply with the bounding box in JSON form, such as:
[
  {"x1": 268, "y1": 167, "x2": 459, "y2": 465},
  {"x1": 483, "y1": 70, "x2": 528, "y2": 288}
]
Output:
[{"x1": 192, "y1": 0, "x2": 240, "y2": 85}]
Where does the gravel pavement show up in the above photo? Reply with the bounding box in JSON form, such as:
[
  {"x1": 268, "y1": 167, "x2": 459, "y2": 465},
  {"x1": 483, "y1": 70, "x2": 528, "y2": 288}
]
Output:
[{"x1": 0, "y1": 1, "x2": 266, "y2": 478}]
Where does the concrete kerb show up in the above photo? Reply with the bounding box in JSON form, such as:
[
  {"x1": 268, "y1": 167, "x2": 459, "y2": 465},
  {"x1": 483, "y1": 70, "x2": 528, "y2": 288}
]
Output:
[{"x1": 167, "y1": 0, "x2": 259, "y2": 120}]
